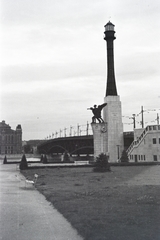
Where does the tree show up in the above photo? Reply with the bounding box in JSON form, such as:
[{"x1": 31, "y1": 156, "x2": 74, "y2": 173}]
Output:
[
  {"x1": 63, "y1": 151, "x2": 70, "y2": 162},
  {"x1": 19, "y1": 154, "x2": 28, "y2": 170},
  {"x1": 43, "y1": 155, "x2": 48, "y2": 164},
  {"x1": 120, "y1": 150, "x2": 129, "y2": 163},
  {"x1": 3, "y1": 155, "x2": 7, "y2": 164},
  {"x1": 23, "y1": 144, "x2": 32, "y2": 153},
  {"x1": 40, "y1": 155, "x2": 44, "y2": 162},
  {"x1": 93, "y1": 153, "x2": 111, "y2": 172}
]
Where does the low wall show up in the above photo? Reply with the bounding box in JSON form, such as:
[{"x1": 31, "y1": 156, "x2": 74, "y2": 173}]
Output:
[{"x1": 0, "y1": 154, "x2": 41, "y2": 160}]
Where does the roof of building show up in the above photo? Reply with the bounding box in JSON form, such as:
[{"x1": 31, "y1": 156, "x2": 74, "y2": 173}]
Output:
[
  {"x1": 0, "y1": 120, "x2": 22, "y2": 134},
  {"x1": 0, "y1": 121, "x2": 11, "y2": 129}
]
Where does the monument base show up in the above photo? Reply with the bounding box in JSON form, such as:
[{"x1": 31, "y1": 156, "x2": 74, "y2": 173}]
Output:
[{"x1": 91, "y1": 123, "x2": 108, "y2": 160}]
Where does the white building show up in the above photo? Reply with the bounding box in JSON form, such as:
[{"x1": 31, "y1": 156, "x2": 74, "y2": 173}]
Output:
[{"x1": 127, "y1": 125, "x2": 160, "y2": 162}]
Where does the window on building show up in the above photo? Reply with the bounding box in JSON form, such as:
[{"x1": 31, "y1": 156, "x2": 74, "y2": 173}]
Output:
[
  {"x1": 153, "y1": 155, "x2": 157, "y2": 161},
  {"x1": 153, "y1": 138, "x2": 156, "y2": 144},
  {"x1": 153, "y1": 126, "x2": 157, "y2": 130},
  {"x1": 8, "y1": 146, "x2": 10, "y2": 154},
  {"x1": 159, "y1": 138, "x2": 160, "y2": 144},
  {"x1": 144, "y1": 155, "x2": 145, "y2": 161}
]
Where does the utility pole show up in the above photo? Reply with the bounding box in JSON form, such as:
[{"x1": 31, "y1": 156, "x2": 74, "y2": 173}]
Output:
[{"x1": 141, "y1": 106, "x2": 144, "y2": 128}]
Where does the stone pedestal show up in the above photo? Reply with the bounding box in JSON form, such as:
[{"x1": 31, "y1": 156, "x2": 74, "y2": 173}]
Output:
[{"x1": 91, "y1": 123, "x2": 108, "y2": 160}]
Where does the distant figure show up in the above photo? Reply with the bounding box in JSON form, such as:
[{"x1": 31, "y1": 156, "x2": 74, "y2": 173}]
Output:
[{"x1": 87, "y1": 103, "x2": 107, "y2": 123}]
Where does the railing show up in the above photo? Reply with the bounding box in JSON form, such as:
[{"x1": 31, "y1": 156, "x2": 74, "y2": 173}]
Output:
[{"x1": 45, "y1": 122, "x2": 93, "y2": 140}]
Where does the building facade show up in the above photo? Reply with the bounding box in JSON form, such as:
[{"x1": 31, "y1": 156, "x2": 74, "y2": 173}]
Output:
[
  {"x1": 127, "y1": 125, "x2": 160, "y2": 162},
  {"x1": 0, "y1": 120, "x2": 22, "y2": 154}
]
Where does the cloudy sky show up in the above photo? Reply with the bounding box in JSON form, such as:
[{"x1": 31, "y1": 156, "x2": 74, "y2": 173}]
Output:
[{"x1": 1, "y1": 0, "x2": 160, "y2": 140}]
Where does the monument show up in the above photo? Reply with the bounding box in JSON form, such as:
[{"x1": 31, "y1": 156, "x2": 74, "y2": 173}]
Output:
[{"x1": 90, "y1": 22, "x2": 124, "y2": 162}]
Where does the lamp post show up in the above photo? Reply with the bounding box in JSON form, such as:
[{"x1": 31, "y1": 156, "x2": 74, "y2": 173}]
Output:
[
  {"x1": 86, "y1": 121, "x2": 89, "y2": 135},
  {"x1": 70, "y1": 126, "x2": 73, "y2": 136},
  {"x1": 64, "y1": 128, "x2": 67, "y2": 137},
  {"x1": 116, "y1": 145, "x2": 120, "y2": 160},
  {"x1": 156, "y1": 113, "x2": 159, "y2": 125},
  {"x1": 77, "y1": 124, "x2": 80, "y2": 136}
]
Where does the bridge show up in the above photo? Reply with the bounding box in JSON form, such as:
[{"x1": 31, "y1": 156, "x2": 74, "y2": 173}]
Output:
[
  {"x1": 37, "y1": 135, "x2": 94, "y2": 156},
  {"x1": 37, "y1": 132, "x2": 133, "y2": 156}
]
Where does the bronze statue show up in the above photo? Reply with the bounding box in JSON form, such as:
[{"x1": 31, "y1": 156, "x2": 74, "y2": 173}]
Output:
[{"x1": 87, "y1": 103, "x2": 107, "y2": 123}]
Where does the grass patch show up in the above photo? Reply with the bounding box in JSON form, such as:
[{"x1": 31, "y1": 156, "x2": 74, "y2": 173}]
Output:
[{"x1": 22, "y1": 166, "x2": 160, "y2": 240}]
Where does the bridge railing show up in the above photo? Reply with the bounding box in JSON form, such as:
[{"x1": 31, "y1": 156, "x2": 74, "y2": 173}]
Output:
[{"x1": 45, "y1": 122, "x2": 93, "y2": 139}]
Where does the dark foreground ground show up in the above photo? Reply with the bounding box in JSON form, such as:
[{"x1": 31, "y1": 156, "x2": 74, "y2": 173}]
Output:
[{"x1": 22, "y1": 165, "x2": 160, "y2": 240}]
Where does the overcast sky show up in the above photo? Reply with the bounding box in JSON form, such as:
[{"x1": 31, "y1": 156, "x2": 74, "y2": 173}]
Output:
[{"x1": 1, "y1": 0, "x2": 160, "y2": 140}]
